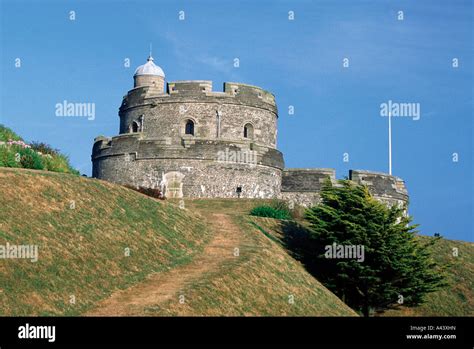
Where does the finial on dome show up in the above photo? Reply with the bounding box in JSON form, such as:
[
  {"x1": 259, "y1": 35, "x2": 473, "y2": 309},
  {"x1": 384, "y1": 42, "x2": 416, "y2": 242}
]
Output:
[
  {"x1": 134, "y1": 48, "x2": 165, "y2": 79},
  {"x1": 148, "y1": 43, "x2": 153, "y2": 61}
]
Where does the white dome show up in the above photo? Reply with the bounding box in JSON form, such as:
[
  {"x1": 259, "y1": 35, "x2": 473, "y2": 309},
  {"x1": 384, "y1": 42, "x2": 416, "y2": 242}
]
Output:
[{"x1": 134, "y1": 56, "x2": 165, "y2": 77}]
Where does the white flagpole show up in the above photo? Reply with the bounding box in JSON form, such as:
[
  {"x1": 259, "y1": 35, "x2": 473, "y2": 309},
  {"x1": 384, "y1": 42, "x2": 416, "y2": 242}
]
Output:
[{"x1": 388, "y1": 111, "x2": 392, "y2": 175}]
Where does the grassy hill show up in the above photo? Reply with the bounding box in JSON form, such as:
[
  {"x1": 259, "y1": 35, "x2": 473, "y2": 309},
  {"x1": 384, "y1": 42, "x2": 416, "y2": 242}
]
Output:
[
  {"x1": 0, "y1": 168, "x2": 356, "y2": 316},
  {"x1": 248, "y1": 216, "x2": 474, "y2": 316},
  {"x1": 380, "y1": 236, "x2": 474, "y2": 316}
]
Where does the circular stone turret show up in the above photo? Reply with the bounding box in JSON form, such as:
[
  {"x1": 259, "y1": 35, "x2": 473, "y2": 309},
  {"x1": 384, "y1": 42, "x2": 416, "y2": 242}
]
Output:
[{"x1": 133, "y1": 55, "x2": 165, "y2": 92}]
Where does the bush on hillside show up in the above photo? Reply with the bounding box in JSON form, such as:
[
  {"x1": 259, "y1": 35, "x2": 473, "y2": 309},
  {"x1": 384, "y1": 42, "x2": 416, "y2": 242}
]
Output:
[
  {"x1": 0, "y1": 124, "x2": 79, "y2": 175},
  {"x1": 30, "y1": 141, "x2": 60, "y2": 156},
  {"x1": 250, "y1": 201, "x2": 292, "y2": 220},
  {"x1": 304, "y1": 179, "x2": 447, "y2": 316},
  {"x1": 16, "y1": 146, "x2": 44, "y2": 170},
  {"x1": 124, "y1": 185, "x2": 165, "y2": 200},
  {"x1": 0, "y1": 146, "x2": 19, "y2": 167}
]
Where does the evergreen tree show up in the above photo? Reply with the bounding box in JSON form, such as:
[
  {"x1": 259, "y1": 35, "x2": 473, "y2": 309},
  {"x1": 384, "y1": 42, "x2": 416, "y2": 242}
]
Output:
[{"x1": 305, "y1": 179, "x2": 446, "y2": 316}]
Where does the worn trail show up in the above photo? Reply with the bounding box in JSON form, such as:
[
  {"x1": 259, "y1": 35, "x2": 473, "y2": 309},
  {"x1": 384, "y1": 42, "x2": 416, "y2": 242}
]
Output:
[{"x1": 85, "y1": 212, "x2": 241, "y2": 316}]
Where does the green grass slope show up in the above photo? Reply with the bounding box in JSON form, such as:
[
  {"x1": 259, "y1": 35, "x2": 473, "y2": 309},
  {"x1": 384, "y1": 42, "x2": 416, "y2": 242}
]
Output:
[
  {"x1": 381, "y1": 236, "x2": 474, "y2": 316},
  {"x1": 249, "y1": 216, "x2": 474, "y2": 317},
  {"x1": 0, "y1": 169, "x2": 356, "y2": 316}
]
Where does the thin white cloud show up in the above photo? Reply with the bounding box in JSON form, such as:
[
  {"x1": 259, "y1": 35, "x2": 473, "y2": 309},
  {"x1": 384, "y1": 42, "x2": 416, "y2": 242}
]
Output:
[
  {"x1": 159, "y1": 30, "x2": 240, "y2": 80},
  {"x1": 196, "y1": 54, "x2": 233, "y2": 74}
]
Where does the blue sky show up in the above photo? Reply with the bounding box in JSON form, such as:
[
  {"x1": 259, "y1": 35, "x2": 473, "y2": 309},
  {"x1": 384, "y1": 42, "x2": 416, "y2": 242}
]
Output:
[{"x1": 0, "y1": 0, "x2": 472, "y2": 242}]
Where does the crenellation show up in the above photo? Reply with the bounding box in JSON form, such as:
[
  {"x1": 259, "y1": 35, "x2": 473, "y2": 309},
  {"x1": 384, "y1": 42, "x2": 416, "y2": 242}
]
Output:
[
  {"x1": 168, "y1": 80, "x2": 213, "y2": 94},
  {"x1": 280, "y1": 168, "x2": 408, "y2": 208},
  {"x1": 121, "y1": 80, "x2": 277, "y2": 113},
  {"x1": 349, "y1": 170, "x2": 408, "y2": 207}
]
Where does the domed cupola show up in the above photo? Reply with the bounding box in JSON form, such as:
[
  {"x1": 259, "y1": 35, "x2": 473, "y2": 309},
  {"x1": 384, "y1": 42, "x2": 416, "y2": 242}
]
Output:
[
  {"x1": 133, "y1": 55, "x2": 165, "y2": 92},
  {"x1": 134, "y1": 55, "x2": 165, "y2": 77}
]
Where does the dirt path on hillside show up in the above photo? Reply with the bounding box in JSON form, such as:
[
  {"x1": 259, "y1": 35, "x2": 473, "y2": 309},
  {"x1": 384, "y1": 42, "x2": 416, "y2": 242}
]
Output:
[{"x1": 85, "y1": 213, "x2": 242, "y2": 316}]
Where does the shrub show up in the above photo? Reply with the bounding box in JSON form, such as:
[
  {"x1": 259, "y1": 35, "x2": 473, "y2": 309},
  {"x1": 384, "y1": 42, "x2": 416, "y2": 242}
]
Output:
[
  {"x1": 289, "y1": 205, "x2": 306, "y2": 220},
  {"x1": 0, "y1": 146, "x2": 20, "y2": 167},
  {"x1": 16, "y1": 146, "x2": 44, "y2": 170},
  {"x1": 42, "y1": 153, "x2": 79, "y2": 174},
  {"x1": 124, "y1": 185, "x2": 165, "y2": 200},
  {"x1": 270, "y1": 200, "x2": 290, "y2": 213},
  {"x1": 30, "y1": 142, "x2": 59, "y2": 156},
  {"x1": 43, "y1": 154, "x2": 64, "y2": 172},
  {"x1": 250, "y1": 202, "x2": 291, "y2": 220}
]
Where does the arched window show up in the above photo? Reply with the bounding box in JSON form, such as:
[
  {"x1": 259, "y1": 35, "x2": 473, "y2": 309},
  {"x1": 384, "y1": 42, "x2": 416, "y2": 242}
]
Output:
[
  {"x1": 131, "y1": 121, "x2": 139, "y2": 133},
  {"x1": 243, "y1": 123, "x2": 254, "y2": 139},
  {"x1": 185, "y1": 119, "x2": 194, "y2": 136}
]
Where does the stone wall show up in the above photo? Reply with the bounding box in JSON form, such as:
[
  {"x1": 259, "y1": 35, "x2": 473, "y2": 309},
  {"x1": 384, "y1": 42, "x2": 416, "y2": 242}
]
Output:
[
  {"x1": 92, "y1": 134, "x2": 283, "y2": 199},
  {"x1": 119, "y1": 81, "x2": 278, "y2": 148},
  {"x1": 133, "y1": 74, "x2": 165, "y2": 92},
  {"x1": 280, "y1": 168, "x2": 409, "y2": 208},
  {"x1": 93, "y1": 155, "x2": 281, "y2": 199},
  {"x1": 280, "y1": 168, "x2": 336, "y2": 207},
  {"x1": 349, "y1": 170, "x2": 408, "y2": 208}
]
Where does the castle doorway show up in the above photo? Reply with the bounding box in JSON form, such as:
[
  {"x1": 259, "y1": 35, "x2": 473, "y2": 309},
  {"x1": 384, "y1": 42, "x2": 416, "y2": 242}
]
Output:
[{"x1": 162, "y1": 171, "x2": 185, "y2": 198}]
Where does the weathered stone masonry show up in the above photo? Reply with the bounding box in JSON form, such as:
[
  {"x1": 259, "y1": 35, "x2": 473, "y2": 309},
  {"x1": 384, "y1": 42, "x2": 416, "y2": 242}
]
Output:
[
  {"x1": 280, "y1": 169, "x2": 408, "y2": 208},
  {"x1": 92, "y1": 55, "x2": 408, "y2": 207}
]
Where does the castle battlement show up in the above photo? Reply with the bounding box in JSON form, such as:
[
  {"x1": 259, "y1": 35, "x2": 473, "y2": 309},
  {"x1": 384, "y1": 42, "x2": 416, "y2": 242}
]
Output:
[
  {"x1": 121, "y1": 81, "x2": 277, "y2": 115},
  {"x1": 166, "y1": 81, "x2": 275, "y2": 100},
  {"x1": 168, "y1": 80, "x2": 213, "y2": 94},
  {"x1": 349, "y1": 169, "x2": 408, "y2": 204},
  {"x1": 280, "y1": 168, "x2": 408, "y2": 208}
]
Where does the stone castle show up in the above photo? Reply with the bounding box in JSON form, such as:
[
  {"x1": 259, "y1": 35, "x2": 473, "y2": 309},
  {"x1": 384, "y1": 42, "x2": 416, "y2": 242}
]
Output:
[{"x1": 92, "y1": 55, "x2": 408, "y2": 208}]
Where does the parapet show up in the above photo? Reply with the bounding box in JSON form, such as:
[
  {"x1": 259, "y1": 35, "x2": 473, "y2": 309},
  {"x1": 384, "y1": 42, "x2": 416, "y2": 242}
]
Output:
[
  {"x1": 93, "y1": 136, "x2": 112, "y2": 149},
  {"x1": 91, "y1": 134, "x2": 284, "y2": 170},
  {"x1": 281, "y1": 168, "x2": 409, "y2": 208},
  {"x1": 349, "y1": 170, "x2": 408, "y2": 203},
  {"x1": 166, "y1": 80, "x2": 275, "y2": 102},
  {"x1": 121, "y1": 80, "x2": 277, "y2": 113},
  {"x1": 223, "y1": 82, "x2": 276, "y2": 105},
  {"x1": 281, "y1": 168, "x2": 336, "y2": 192},
  {"x1": 167, "y1": 80, "x2": 213, "y2": 94}
]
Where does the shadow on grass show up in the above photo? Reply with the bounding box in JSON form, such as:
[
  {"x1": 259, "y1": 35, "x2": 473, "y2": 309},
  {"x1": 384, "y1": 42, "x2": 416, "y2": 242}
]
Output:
[
  {"x1": 279, "y1": 221, "x2": 314, "y2": 269},
  {"x1": 278, "y1": 220, "x2": 338, "y2": 292}
]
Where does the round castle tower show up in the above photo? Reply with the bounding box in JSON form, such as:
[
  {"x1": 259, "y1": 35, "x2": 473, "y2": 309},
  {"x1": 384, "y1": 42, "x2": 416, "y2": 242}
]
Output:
[{"x1": 92, "y1": 55, "x2": 284, "y2": 199}]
